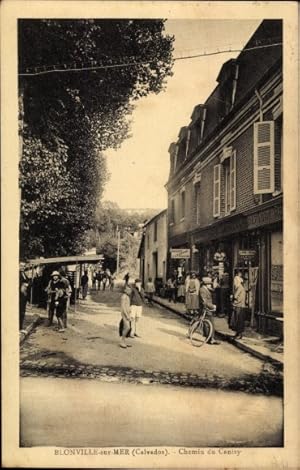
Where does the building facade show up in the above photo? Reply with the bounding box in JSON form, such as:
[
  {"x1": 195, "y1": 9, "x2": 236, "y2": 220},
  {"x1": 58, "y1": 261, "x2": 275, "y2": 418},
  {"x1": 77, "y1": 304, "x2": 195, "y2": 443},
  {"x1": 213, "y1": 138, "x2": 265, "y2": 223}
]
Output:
[
  {"x1": 138, "y1": 209, "x2": 168, "y2": 288},
  {"x1": 166, "y1": 20, "x2": 283, "y2": 332}
]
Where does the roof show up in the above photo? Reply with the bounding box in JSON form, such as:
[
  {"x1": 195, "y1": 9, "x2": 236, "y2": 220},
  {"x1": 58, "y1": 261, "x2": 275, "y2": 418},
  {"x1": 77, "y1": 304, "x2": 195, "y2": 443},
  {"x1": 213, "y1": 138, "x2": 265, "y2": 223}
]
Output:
[
  {"x1": 27, "y1": 254, "x2": 104, "y2": 266},
  {"x1": 143, "y1": 209, "x2": 167, "y2": 228}
]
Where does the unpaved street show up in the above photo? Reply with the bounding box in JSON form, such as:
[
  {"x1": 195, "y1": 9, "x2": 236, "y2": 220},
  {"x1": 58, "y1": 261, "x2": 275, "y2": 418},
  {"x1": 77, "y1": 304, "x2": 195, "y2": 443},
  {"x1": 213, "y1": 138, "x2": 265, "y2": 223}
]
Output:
[
  {"x1": 21, "y1": 290, "x2": 281, "y2": 389},
  {"x1": 20, "y1": 289, "x2": 283, "y2": 448}
]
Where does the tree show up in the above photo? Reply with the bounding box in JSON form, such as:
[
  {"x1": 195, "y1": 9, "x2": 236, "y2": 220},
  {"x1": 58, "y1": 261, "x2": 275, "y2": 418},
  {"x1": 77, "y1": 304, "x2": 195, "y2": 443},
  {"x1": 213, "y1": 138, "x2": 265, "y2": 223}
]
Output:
[
  {"x1": 96, "y1": 231, "x2": 140, "y2": 277},
  {"x1": 19, "y1": 20, "x2": 174, "y2": 259}
]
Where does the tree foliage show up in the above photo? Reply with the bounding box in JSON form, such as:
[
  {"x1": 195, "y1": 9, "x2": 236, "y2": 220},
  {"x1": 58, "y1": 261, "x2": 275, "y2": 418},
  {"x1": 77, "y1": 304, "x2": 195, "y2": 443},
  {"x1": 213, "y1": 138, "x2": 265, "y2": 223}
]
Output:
[
  {"x1": 96, "y1": 232, "x2": 140, "y2": 277},
  {"x1": 19, "y1": 19, "x2": 174, "y2": 259},
  {"x1": 92, "y1": 200, "x2": 160, "y2": 276}
]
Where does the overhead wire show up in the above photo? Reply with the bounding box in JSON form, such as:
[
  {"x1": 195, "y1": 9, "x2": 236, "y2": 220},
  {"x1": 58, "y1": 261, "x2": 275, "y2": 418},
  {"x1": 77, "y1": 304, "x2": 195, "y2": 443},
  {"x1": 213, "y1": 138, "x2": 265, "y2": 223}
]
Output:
[{"x1": 19, "y1": 41, "x2": 282, "y2": 77}]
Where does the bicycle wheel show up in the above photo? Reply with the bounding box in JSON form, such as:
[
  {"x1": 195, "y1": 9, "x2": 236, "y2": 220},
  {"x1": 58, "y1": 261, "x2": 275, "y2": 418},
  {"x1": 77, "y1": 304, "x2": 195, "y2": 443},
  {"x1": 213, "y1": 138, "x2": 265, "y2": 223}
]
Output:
[{"x1": 190, "y1": 319, "x2": 213, "y2": 347}]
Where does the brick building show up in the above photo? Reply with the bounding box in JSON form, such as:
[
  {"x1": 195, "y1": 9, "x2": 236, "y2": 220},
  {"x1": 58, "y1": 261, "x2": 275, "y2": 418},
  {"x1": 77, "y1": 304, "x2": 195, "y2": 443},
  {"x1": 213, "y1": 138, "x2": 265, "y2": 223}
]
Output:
[
  {"x1": 138, "y1": 209, "x2": 167, "y2": 289},
  {"x1": 165, "y1": 20, "x2": 283, "y2": 332}
]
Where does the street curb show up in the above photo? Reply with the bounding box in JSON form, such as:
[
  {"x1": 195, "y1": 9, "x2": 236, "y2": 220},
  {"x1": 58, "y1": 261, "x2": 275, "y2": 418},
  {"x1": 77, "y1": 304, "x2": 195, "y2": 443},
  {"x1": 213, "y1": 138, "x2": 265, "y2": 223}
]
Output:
[
  {"x1": 20, "y1": 314, "x2": 42, "y2": 345},
  {"x1": 151, "y1": 297, "x2": 283, "y2": 370}
]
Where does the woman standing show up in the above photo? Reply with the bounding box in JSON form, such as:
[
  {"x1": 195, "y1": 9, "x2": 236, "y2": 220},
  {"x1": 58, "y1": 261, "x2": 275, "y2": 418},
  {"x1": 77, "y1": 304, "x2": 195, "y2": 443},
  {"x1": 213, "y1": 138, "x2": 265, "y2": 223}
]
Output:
[
  {"x1": 185, "y1": 272, "x2": 200, "y2": 316},
  {"x1": 231, "y1": 271, "x2": 246, "y2": 339}
]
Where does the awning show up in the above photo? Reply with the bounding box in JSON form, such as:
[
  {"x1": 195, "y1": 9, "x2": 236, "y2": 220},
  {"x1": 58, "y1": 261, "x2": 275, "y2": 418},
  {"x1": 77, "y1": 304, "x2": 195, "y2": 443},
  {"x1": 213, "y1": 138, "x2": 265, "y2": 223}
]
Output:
[{"x1": 27, "y1": 254, "x2": 104, "y2": 266}]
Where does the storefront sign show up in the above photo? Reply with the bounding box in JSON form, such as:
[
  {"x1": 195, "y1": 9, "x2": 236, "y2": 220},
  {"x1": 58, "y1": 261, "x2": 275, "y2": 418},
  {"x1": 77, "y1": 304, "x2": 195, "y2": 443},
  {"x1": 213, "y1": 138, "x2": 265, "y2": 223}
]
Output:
[
  {"x1": 239, "y1": 250, "x2": 257, "y2": 260},
  {"x1": 247, "y1": 204, "x2": 282, "y2": 229},
  {"x1": 170, "y1": 248, "x2": 191, "y2": 259}
]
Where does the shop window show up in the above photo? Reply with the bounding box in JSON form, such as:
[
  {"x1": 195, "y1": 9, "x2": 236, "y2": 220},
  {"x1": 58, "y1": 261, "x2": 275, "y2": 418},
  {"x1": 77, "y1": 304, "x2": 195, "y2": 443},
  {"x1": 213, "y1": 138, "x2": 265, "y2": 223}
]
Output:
[
  {"x1": 253, "y1": 121, "x2": 275, "y2": 194},
  {"x1": 271, "y1": 231, "x2": 283, "y2": 314}
]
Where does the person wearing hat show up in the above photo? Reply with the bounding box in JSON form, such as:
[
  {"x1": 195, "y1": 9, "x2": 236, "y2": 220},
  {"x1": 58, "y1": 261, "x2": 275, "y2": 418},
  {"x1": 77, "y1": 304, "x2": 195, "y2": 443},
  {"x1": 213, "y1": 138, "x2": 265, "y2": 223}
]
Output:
[
  {"x1": 59, "y1": 269, "x2": 72, "y2": 328},
  {"x1": 199, "y1": 277, "x2": 220, "y2": 345},
  {"x1": 119, "y1": 284, "x2": 133, "y2": 348},
  {"x1": 45, "y1": 271, "x2": 68, "y2": 332}
]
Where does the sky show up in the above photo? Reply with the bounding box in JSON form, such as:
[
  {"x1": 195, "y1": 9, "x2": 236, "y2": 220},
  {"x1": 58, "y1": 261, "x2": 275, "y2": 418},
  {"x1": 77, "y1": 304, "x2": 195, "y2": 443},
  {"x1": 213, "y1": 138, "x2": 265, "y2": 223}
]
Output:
[{"x1": 103, "y1": 19, "x2": 261, "y2": 210}]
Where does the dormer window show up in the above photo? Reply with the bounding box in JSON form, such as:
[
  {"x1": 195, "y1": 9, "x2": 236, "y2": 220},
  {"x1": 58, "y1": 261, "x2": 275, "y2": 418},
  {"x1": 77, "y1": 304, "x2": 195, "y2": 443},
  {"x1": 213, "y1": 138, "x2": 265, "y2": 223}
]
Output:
[
  {"x1": 217, "y1": 59, "x2": 239, "y2": 118},
  {"x1": 231, "y1": 64, "x2": 239, "y2": 109},
  {"x1": 174, "y1": 145, "x2": 178, "y2": 173},
  {"x1": 199, "y1": 107, "x2": 207, "y2": 144},
  {"x1": 185, "y1": 129, "x2": 191, "y2": 158}
]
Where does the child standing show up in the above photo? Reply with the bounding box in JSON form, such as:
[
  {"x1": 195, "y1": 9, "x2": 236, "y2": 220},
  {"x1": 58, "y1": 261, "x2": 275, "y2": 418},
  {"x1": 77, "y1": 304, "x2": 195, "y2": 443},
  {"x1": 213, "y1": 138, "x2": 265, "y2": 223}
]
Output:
[
  {"x1": 130, "y1": 279, "x2": 145, "y2": 338},
  {"x1": 119, "y1": 285, "x2": 133, "y2": 349}
]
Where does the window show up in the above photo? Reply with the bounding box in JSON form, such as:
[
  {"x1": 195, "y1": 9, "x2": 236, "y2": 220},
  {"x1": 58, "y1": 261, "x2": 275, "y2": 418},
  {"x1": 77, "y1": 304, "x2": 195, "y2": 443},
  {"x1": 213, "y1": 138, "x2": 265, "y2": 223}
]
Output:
[
  {"x1": 193, "y1": 172, "x2": 201, "y2": 224},
  {"x1": 196, "y1": 183, "x2": 201, "y2": 224},
  {"x1": 154, "y1": 221, "x2": 157, "y2": 242},
  {"x1": 197, "y1": 107, "x2": 207, "y2": 146},
  {"x1": 170, "y1": 198, "x2": 175, "y2": 224},
  {"x1": 231, "y1": 64, "x2": 239, "y2": 109},
  {"x1": 180, "y1": 190, "x2": 186, "y2": 220},
  {"x1": 213, "y1": 164, "x2": 221, "y2": 217},
  {"x1": 254, "y1": 121, "x2": 275, "y2": 194},
  {"x1": 224, "y1": 161, "x2": 231, "y2": 215},
  {"x1": 221, "y1": 147, "x2": 236, "y2": 215}
]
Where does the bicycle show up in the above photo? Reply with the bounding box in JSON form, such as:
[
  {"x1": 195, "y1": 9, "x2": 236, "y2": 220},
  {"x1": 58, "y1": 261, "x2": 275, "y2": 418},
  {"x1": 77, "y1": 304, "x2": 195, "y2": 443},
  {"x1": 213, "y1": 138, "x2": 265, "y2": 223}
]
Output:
[{"x1": 189, "y1": 307, "x2": 214, "y2": 347}]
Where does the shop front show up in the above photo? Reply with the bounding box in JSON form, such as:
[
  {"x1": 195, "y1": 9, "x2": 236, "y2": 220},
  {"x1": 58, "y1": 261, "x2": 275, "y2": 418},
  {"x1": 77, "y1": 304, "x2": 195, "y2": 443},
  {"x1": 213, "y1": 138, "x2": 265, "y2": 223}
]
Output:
[
  {"x1": 191, "y1": 196, "x2": 283, "y2": 333},
  {"x1": 168, "y1": 233, "x2": 191, "y2": 278}
]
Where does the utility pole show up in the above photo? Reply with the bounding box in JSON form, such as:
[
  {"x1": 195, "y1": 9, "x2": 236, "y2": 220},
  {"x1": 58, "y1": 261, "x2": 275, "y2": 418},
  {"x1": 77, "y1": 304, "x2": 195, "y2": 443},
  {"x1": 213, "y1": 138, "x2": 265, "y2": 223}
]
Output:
[{"x1": 116, "y1": 225, "x2": 120, "y2": 275}]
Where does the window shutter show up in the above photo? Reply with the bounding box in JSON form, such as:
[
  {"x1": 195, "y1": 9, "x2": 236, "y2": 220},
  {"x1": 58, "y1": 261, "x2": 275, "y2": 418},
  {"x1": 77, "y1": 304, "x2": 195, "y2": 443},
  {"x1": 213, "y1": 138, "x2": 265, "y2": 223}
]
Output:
[
  {"x1": 254, "y1": 121, "x2": 275, "y2": 194},
  {"x1": 213, "y1": 164, "x2": 221, "y2": 217},
  {"x1": 230, "y1": 150, "x2": 236, "y2": 210}
]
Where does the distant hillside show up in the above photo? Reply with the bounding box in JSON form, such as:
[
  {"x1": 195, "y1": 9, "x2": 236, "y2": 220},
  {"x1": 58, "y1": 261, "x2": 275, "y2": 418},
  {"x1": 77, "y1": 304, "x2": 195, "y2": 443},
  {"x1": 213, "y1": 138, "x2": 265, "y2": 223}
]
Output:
[{"x1": 122, "y1": 208, "x2": 163, "y2": 218}]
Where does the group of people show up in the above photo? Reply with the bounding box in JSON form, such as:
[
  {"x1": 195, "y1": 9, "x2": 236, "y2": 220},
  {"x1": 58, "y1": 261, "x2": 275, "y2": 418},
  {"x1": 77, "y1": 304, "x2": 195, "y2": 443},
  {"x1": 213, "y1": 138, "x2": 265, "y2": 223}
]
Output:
[
  {"x1": 19, "y1": 264, "x2": 74, "y2": 332},
  {"x1": 91, "y1": 268, "x2": 116, "y2": 292},
  {"x1": 166, "y1": 269, "x2": 247, "y2": 340}
]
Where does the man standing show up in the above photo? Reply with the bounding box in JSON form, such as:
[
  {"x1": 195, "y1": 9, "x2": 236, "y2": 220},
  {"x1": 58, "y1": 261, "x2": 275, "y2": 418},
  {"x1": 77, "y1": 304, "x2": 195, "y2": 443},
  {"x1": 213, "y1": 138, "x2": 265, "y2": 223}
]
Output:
[
  {"x1": 46, "y1": 271, "x2": 68, "y2": 332},
  {"x1": 60, "y1": 269, "x2": 72, "y2": 328},
  {"x1": 81, "y1": 270, "x2": 89, "y2": 299},
  {"x1": 19, "y1": 262, "x2": 30, "y2": 331},
  {"x1": 231, "y1": 271, "x2": 246, "y2": 339},
  {"x1": 199, "y1": 277, "x2": 220, "y2": 345}
]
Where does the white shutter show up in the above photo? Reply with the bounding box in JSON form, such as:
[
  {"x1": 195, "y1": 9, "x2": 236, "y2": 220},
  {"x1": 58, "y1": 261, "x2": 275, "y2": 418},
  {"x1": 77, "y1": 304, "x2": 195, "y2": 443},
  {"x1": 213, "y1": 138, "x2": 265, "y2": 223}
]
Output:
[
  {"x1": 213, "y1": 164, "x2": 221, "y2": 217},
  {"x1": 230, "y1": 150, "x2": 236, "y2": 210},
  {"x1": 254, "y1": 121, "x2": 275, "y2": 194}
]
